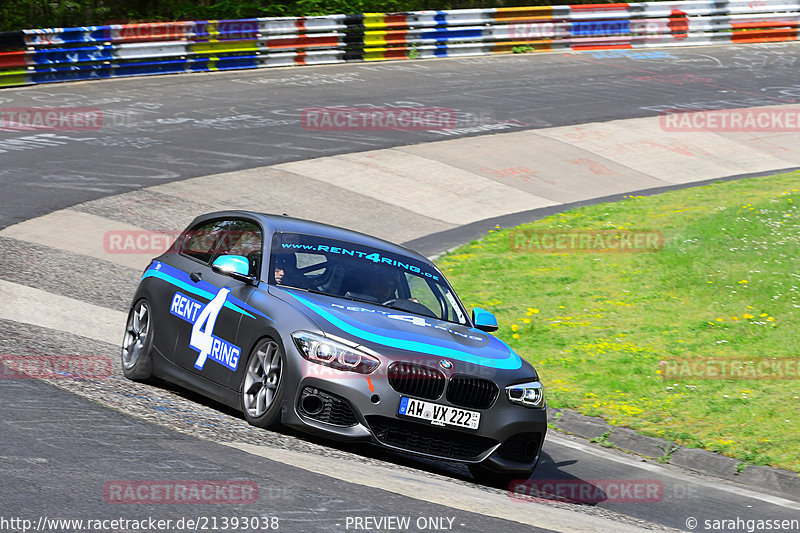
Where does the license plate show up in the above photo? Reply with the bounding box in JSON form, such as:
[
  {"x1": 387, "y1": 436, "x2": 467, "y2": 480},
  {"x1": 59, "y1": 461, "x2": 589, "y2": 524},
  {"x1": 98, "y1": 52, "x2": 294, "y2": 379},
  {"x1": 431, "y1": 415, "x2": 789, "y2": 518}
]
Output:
[{"x1": 398, "y1": 397, "x2": 480, "y2": 430}]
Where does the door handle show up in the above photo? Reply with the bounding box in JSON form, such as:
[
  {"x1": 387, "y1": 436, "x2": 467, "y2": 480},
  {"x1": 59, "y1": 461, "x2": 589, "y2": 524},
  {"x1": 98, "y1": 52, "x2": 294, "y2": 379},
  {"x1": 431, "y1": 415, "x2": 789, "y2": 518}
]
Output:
[{"x1": 190, "y1": 272, "x2": 202, "y2": 282}]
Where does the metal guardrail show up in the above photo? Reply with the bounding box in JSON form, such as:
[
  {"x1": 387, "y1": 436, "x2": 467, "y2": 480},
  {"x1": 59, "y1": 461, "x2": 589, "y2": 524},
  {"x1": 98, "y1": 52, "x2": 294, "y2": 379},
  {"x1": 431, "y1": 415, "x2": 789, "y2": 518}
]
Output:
[{"x1": 1, "y1": 1, "x2": 799, "y2": 88}]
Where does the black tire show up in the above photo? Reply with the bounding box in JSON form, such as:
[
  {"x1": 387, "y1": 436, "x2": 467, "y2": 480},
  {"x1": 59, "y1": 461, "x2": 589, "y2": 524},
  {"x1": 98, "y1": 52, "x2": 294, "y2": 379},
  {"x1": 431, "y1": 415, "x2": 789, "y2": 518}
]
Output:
[
  {"x1": 468, "y1": 462, "x2": 536, "y2": 490},
  {"x1": 121, "y1": 298, "x2": 154, "y2": 380},
  {"x1": 241, "y1": 338, "x2": 285, "y2": 429}
]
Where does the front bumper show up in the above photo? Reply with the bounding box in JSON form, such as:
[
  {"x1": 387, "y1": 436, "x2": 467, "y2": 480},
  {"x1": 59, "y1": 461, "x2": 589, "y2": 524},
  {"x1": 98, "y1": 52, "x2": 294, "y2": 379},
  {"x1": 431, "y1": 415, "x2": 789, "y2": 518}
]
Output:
[{"x1": 279, "y1": 342, "x2": 547, "y2": 475}]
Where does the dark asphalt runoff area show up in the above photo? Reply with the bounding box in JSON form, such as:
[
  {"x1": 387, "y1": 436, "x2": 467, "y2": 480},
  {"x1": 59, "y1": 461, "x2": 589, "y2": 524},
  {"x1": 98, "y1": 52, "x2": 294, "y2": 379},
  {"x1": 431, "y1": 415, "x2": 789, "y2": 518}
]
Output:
[{"x1": 2, "y1": 42, "x2": 800, "y2": 532}]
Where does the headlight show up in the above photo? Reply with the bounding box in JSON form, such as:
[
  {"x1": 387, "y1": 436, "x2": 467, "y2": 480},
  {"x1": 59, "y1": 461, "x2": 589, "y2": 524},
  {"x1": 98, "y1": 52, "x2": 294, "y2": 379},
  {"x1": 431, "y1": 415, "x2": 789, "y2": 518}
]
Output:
[
  {"x1": 292, "y1": 331, "x2": 380, "y2": 374},
  {"x1": 505, "y1": 381, "x2": 545, "y2": 408}
]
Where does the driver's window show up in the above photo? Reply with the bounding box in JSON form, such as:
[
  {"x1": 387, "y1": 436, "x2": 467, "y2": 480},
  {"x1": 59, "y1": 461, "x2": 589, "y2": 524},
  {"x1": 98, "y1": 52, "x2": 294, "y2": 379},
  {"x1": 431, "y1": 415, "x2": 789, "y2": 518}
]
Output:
[
  {"x1": 211, "y1": 220, "x2": 262, "y2": 277},
  {"x1": 180, "y1": 219, "x2": 229, "y2": 264}
]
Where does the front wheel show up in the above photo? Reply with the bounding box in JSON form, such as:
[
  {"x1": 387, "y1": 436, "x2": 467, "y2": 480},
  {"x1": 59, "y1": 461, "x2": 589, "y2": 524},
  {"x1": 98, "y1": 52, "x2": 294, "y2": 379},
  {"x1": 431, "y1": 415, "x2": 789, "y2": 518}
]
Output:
[
  {"x1": 242, "y1": 338, "x2": 285, "y2": 429},
  {"x1": 121, "y1": 299, "x2": 154, "y2": 380}
]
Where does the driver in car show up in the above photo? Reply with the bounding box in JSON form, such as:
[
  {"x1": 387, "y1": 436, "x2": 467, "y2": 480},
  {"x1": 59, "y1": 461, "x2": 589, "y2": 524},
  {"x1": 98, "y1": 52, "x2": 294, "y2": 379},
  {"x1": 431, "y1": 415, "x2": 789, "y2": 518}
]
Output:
[{"x1": 273, "y1": 254, "x2": 306, "y2": 287}]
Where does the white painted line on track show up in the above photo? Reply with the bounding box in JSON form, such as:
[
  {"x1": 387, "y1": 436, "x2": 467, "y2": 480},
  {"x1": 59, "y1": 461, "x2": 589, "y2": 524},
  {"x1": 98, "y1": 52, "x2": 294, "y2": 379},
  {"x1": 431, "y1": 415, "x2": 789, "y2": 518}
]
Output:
[
  {"x1": 547, "y1": 434, "x2": 800, "y2": 510},
  {"x1": 226, "y1": 442, "x2": 657, "y2": 533}
]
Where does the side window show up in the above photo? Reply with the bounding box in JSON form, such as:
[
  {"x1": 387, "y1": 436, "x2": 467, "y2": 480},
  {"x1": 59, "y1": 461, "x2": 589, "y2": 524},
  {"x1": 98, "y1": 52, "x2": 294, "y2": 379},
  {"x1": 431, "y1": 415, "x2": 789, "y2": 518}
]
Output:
[
  {"x1": 180, "y1": 219, "x2": 230, "y2": 264},
  {"x1": 213, "y1": 220, "x2": 263, "y2": 277}
]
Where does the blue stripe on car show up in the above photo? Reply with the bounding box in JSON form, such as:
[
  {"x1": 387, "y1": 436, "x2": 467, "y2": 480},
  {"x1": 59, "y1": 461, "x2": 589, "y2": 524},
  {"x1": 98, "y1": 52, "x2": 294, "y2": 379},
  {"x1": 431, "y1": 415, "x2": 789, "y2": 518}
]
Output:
[
  {"x1": 287, "y1": 292, "x2": 522, "y2": 370},
  {"x1": 142, "y1": 261, "x2": 273, "y2": 322}
]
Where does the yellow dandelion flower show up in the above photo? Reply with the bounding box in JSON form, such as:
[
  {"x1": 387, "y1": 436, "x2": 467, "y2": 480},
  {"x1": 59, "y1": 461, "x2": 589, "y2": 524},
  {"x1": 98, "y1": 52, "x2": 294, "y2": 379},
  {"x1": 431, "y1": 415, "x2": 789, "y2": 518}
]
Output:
[
  {"x1": 716, "y1": 318, "x2": 723, "y2": 322},
  {"x1": 767, "y1": 317, "x2": 775, "y2": 322},
  {"x1": 738, "y1": 280, "x2": 748, "y2": 284},
  {"x1": 732, "y1": 316, "x2": 739, "y2": 320},
  {"x1": 523, "y1": 318, "x2": 531, "y2": 323},
  {"x1": 512, "y1": 333, "x2": 520, "y2": 339},
  {"x1": 511, "y1": 324, "x2": 519, "y2": 331},
  {"x1": 743, "y1": 313, "x2": 754, "y2": 319},
  {"x1": 532, "y1": 308, "x2": 539, "y2": 314},
  {"x1": 760, "y1": 313, "x2": 768, "y2": 317}
]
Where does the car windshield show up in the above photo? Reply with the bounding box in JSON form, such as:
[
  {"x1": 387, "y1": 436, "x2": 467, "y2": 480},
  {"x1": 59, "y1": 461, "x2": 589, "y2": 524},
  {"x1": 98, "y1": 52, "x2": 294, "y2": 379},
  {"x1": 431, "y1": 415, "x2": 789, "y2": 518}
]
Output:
[{"x1": 269, "y1": 232, "x2": 468, "y2": 325}]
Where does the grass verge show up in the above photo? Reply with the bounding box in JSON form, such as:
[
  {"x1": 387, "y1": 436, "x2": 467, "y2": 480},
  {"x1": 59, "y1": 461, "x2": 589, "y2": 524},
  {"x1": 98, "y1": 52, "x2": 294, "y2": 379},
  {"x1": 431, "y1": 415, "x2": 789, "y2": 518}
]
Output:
[{"x1": 437, "y1": 171, "x2": 800, "y2": 472}]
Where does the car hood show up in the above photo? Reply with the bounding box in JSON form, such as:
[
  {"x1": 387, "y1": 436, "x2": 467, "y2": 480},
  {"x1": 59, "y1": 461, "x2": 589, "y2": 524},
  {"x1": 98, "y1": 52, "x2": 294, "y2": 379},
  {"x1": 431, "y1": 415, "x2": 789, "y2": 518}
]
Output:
[{"x1": 272, "y1": 287, "x2": 523, "y2": 370}]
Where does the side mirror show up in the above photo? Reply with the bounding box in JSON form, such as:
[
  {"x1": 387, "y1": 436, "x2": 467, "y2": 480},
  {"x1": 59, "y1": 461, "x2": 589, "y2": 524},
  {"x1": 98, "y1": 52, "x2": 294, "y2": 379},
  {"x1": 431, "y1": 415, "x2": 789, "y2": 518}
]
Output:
[
  {"x1": 472, "y1": 307, "x2": 498, "y2": 332},
  {"x1": 212, "y1": 255, "x2": 257, "y2": 285}
]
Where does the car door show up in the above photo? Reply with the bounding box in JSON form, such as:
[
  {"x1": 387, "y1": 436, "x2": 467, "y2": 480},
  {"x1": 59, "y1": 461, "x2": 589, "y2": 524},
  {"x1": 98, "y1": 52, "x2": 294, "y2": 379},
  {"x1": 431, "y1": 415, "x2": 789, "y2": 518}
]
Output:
[{"x1": 170, "y1": 218, "x2": 262, "y2": 387}]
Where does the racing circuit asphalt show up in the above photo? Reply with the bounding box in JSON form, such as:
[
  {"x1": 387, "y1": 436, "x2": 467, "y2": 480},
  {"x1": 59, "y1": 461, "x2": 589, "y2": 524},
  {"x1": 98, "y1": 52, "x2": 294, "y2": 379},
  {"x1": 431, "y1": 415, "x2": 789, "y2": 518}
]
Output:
[
  {"x1": 4, "y1": 43, "x2": 800, "y2": 229},
  {"x1": 2, "y1": 43, "x2": 800, "y2": 532}
]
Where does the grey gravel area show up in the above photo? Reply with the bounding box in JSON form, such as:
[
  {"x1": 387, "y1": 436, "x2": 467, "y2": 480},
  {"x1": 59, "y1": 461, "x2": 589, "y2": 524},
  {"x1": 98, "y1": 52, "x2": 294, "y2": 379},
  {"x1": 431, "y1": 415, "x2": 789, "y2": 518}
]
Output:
[
  {"x1": 0, "y1": 318, "x2": 679, "y2": 532},
  {"x1": 0, "y1": 236, "x2": 139, "y2": 312},
  {"x1": 70, "y1": 188, "x2": 219, "y2": 233}
]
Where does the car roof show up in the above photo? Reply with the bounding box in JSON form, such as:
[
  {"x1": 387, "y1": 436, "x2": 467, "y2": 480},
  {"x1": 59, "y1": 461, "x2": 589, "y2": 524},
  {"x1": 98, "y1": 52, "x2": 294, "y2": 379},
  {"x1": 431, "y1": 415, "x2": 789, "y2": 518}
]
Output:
[{"x1": 190, "y1": 210, "x2": 430, "y2": 262}]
